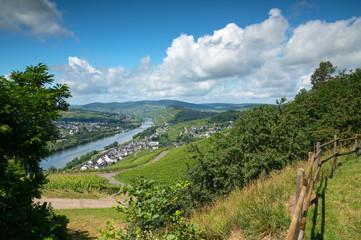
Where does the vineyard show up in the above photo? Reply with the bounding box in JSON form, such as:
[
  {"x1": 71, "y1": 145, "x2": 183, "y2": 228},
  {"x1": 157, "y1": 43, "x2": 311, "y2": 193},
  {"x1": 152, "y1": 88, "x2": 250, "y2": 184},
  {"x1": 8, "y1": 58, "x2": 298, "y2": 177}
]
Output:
[
  {"x1": 43, "y1": 174, "x2": 121, "y2": 194},
  {"x1": 113, "y1": 142, "x2": 203, "y2": 185}
]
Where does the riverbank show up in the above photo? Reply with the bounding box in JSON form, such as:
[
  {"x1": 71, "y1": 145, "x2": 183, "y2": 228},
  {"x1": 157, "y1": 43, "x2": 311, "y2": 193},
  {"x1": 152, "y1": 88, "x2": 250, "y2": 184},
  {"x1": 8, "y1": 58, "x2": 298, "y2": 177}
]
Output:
[{"x1": 41, "y1": 118, "x2": 154, "y2": 170}]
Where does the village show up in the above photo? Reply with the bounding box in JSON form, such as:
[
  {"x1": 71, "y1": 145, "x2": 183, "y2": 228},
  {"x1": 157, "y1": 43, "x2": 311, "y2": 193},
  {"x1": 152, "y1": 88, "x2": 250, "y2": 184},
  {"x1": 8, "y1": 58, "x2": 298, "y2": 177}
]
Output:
[
  {"x1": 56, "y1": 121, "x2": 122, "y2": 137},
  {"x1": 78, "y1": 122, "x2": 233, "y2": 171},
  {"x1": 78, "y1": 140, "x2": 160, "y2": 170}
]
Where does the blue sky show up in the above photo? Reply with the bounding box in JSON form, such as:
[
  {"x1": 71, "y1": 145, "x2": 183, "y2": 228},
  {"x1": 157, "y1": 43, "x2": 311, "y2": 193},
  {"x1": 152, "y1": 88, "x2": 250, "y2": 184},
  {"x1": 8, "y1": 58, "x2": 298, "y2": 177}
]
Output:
[{"x1": 1, "y1": 0, "x2": 361, "y2": 105}]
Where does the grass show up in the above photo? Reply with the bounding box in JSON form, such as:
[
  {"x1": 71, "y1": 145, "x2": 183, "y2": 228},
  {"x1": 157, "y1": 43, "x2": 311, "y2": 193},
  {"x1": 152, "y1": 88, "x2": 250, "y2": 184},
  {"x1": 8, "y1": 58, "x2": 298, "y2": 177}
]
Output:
[
  {"x1": 55, "y1": 208, "x2": 126, "y2": 239},
  {"x1": 304, "y1": 151, "x2": 361, "y2": 240},
  {"x1": 191, "y1": 147, "x2": 361, "y2": 240},
  {"x1": 191, "y1": 162, "x2": 304, "y2": 239}
]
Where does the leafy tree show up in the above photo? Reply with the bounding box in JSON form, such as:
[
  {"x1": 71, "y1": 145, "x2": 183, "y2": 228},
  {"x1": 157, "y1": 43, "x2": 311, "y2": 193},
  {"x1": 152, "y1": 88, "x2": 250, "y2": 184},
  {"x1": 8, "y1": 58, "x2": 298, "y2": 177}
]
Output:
[
  {"x1": 311, "y1": 61, "x2": 336, "y2": 89},
  {"x1": 0, "y1": 63, "x2": 71, "y2": 239},
  {"x1": 47, "y1": 165, "x2": 58, "y2": 173}
]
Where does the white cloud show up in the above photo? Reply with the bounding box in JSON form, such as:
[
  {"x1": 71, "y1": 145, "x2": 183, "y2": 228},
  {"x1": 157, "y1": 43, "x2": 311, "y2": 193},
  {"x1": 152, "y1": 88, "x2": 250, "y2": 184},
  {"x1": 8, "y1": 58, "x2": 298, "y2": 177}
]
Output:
[
  {"x1": 283, "y1": 17, "x2": 361, "y2": 69},
  {"x1": 0, "y1": 0, "x2": 73, "y2": 39},
  {"x1": 53, "y1": 8, "x2": 361, "y2": 104}
]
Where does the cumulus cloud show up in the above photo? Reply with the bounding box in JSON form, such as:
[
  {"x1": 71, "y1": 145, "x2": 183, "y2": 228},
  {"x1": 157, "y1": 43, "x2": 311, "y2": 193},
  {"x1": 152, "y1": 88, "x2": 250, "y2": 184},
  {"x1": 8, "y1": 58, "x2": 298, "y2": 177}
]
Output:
[
  {"x1": 0, "y1": 0, "x2": 73, "y2": 39},
  {"x1": 283, "y1": 17, "x2": 361, "y2": 69},
  {"x1": 53, "y1": 8, "x2": 361, "y2": 104}
]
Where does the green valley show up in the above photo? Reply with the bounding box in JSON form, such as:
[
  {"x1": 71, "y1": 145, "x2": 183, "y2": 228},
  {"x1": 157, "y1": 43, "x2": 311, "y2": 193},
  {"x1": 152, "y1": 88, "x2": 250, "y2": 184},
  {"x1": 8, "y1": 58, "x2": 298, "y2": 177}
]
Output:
[{"x1": 2, "y1": 62, "x2": 361, "y2": 240}]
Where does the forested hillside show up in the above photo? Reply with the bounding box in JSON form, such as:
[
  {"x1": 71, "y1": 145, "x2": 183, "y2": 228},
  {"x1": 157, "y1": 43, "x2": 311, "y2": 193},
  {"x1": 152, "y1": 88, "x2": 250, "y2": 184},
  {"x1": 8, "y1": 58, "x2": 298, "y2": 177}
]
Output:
[
  {"x1": 185, "y1": 62, "x2": 361, "y2": 206},
  {"x1": 77, "y1": 100, "x2": 259, "y2": 114},
  {"x1": 169, "y1": 105, "x2": 218, "y2": 124}
]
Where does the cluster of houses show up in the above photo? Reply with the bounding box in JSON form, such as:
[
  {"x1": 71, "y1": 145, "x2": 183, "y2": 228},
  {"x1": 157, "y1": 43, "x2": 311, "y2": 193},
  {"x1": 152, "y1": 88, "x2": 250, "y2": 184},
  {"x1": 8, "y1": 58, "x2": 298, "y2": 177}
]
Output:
[
  {"x1": 56, "y1": 121, "x2": 114, "y2": 137},
  {"x1": 180, "y1": 124, "x2": 224, "y2": 138},
  {"x1": 78, "y1": 140, "x2": 159, "y2": 171}
]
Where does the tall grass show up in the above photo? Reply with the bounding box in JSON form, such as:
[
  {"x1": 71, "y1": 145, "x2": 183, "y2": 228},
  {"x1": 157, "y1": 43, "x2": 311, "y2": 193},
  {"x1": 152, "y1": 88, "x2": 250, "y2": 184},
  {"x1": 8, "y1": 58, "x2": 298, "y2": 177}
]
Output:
[
  {"x1": 191, "y1": 162, "x2": 307, "y2": 239},
  {"x1": 191, "y1": 144, "x2": 360, "y2": 240}
]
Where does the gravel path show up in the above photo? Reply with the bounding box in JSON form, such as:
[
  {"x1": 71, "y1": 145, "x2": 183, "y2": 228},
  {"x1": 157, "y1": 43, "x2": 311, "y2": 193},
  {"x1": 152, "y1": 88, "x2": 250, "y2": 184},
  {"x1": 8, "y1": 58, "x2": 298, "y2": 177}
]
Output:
[{"x1": 35, "y1": 197, "x2": 121, "y2": 209}]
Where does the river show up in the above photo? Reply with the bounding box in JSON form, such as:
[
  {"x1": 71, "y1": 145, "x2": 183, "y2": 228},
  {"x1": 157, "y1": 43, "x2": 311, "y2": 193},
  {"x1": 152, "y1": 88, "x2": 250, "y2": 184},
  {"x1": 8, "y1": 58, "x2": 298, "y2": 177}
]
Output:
[{"x1": 40, "y1": 118, "x2": 154, "y2": 170}]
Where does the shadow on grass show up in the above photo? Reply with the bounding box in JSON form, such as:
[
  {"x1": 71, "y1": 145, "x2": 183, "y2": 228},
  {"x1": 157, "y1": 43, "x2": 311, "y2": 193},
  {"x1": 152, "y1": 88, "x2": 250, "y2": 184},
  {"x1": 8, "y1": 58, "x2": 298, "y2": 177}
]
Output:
[
  {"x1": 69, "y1": 229, "x2": 96, "y2": 240},
  {"x1": 311, "y1": 176, "x2": 328, "y2": 240}
]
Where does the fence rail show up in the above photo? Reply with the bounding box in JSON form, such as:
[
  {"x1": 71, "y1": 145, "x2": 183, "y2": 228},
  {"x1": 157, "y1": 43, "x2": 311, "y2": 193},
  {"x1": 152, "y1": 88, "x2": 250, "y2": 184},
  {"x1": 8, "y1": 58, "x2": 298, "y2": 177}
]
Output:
[{"x1": 286, "y1": 134, "x2": 361, "y2": 240}]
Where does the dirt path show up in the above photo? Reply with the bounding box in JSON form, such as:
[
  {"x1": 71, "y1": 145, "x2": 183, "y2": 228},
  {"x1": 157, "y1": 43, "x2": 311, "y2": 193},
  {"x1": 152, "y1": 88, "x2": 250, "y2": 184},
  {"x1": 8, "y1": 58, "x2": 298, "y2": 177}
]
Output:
[
  {"x1": 148, "y1": 150, "x2": 169, "y2": 164},
  {"x1": 35, "y1": 197, "x2": 121, "y2": 210},
  {"x1": 96, "y1": 172, "x2": 122, "y2": 186}
]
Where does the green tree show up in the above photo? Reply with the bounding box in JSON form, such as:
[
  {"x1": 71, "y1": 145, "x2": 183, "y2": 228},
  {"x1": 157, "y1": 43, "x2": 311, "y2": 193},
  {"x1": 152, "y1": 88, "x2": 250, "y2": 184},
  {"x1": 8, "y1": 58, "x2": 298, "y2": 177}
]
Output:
[
  {"x1": 311, "y1": 61, "x2": 336, "y2": 89},
  {"x1": 0, "y1": 63, "x2": 71, "y2": 239}
]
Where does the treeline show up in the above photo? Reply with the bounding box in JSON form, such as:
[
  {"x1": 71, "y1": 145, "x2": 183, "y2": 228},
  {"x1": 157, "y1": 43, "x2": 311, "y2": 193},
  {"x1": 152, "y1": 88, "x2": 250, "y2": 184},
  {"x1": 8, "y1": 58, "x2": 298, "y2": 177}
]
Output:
[
  {"x1": 49, "y1": 128, "x2": 120, "y2": 153},
  {"x1": 60, "y1": 117, "x2": 124, "y2": 123},
  {"x1": 183, "y1": 62, "x2": 361, "y2": 207},
  {"x1": 63, "y1": 150, "x2": 99, "y2": 170},
  {"x1": 208, "y1": 109, "x2": 242, "y2": 123},
  {"x1": 133, "y1": 126, "x2": 156, "y2": 140},
  {"x1": 60, "y1": 108, "x2": 128, "y2": 123},
  {"x1": 169, "y1": 105, "x2": 218, "y2": 124},
  {"x1": 49, "y1": 122, "x2": 139, "y2": 153}
]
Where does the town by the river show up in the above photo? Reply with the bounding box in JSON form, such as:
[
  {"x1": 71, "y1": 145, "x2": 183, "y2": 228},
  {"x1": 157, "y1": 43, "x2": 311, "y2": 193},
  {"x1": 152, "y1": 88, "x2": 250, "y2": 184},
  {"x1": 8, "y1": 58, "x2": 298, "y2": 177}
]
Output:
[{"x1": 40, "y1": 118, "x2": 154, "y2": 170}]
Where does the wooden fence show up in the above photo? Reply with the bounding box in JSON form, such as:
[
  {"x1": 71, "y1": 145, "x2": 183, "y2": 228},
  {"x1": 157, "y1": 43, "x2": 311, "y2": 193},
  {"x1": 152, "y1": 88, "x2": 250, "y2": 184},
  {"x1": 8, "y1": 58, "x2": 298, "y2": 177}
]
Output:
[{"x1": 286, "y1": 134, "x2": 361, "y2": 240}]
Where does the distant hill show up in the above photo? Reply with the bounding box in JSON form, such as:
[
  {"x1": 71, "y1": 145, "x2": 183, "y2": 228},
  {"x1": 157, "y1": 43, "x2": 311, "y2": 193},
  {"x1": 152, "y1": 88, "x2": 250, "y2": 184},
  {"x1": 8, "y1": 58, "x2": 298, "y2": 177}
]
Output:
[{"x1": 75, "y1": 100, "x2": 261, "y2": 115}]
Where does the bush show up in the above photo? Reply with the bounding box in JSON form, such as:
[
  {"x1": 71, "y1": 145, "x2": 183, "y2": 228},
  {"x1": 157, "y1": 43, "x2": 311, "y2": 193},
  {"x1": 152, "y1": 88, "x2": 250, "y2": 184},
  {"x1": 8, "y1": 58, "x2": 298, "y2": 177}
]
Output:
[{"x1": 99, "y1": 177, "x2": 204, "y2": 239}]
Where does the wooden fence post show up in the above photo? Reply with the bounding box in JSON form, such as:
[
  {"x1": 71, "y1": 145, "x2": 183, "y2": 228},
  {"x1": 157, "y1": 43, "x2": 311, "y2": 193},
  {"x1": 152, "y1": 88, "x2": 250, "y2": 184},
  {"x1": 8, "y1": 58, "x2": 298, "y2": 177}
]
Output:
[
  {"x1": 295, "y1": 168, "x2": 305, "y2": 240},
  {"x1": 296, "y1": 168, "x2": 305, "y2": 204},
  {"x1": 355, "y1": 134, "x2": 358, "y2": 157},
  {"x1": 316, "y1": 142, "x2": 320, "y2": 182},
  {"x1": 333, "y1": 135, "x2": 338, "y2": 168}
]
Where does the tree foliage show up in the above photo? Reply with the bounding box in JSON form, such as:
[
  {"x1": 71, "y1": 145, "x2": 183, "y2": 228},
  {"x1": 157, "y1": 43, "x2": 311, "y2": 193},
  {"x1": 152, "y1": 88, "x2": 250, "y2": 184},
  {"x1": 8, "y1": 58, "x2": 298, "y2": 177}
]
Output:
[
  {"x1": 311, "y1": 61, "x2": 336, "y2": 89},
  {"x1": 0, "y1": 63, "x2": 71, "y2": 239},
  {"x1": 169, "y1": 106, "x2": 218, "y2": 124}
]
